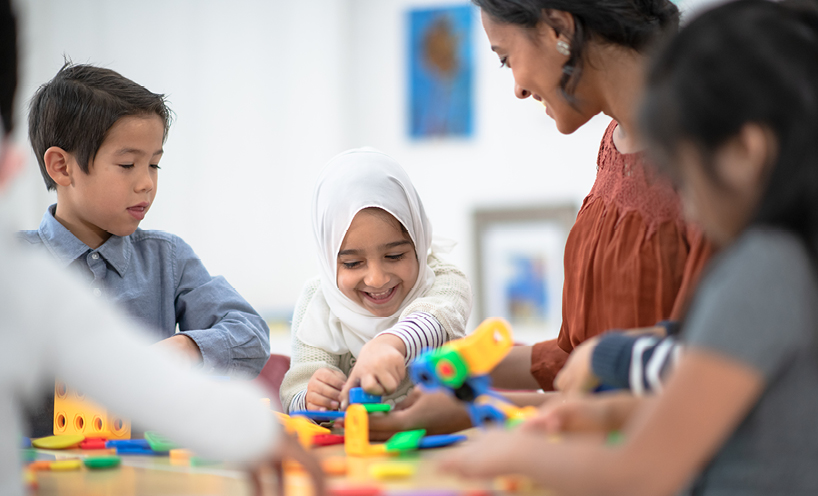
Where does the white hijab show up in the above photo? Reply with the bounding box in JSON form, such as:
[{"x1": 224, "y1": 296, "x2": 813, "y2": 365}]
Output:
[{"x1": 297, "y1": 148, "x2": 436, "y2": 357}]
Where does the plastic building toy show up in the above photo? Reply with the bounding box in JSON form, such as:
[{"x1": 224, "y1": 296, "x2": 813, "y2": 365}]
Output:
[
  {"x1": 344, "y1": 404, "x2": 387, "y2": 457},
  {"x1": 84, "y1": 456, "x2": 121, "y2": 470},
  {"x1": 290, "y1": 410, "x2": 346, "y2": 422},
  {"x1": 169, "y1": 448, "x2": 193, "y2": 466},
  {"x1": 321, "y1": 456, "x2": 348, "y2": 476},
  {"x1": 49, "y1": 460, "x2": 83, "y2": 471},
  {"x1": 313, "y1": 434, "x2": 345, "y2": 447},
  {"x1": 79, "y1": 437, "x2": 107, "y2": 450},
  {"x1": 417, "y1": 434, "x2": 466, "y2": 449},
  {"x1": 409, "y1": 318, "x2": 536, "y2": 427},
  {"x1": 349, "y1": 387, "x2": 381, "y2": 404},
  {"x1": 53, "y1": 381, "x2": 130, "y2": 439},
  {"x1": 144, "y1": 431, "x2": 177, "y2": 452},
  {"x1": 276, "y1": 412, "x2": 332, "y2": 447},
  {"x1": 362, "y1": 403, "x2": 391, "y2": 413},
  {"x1": 369, "y1": 462, "x2": 416, "y2": 480},
  {"x1": 31, "y1": 434, "x2": 84, "y2": 450},
  {"x1": 384, "y1": 430, "x2": 426, "y2": 453},
  {"x1": 328, "y1": 485, "x2": 384, "y2": 496}
]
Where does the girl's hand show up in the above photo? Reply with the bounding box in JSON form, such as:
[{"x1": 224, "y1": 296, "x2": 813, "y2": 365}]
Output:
[
  {"x1": 249, "y1": 432, "x2": 325, "y2": 496},
  {"x1": 306, "y1": 368, "x2": 347, "y2": 411},
  {"x1": 439, "y1": 427, "x2": 539, "y2": 480},
  {"x1": 554, "y1": 337, "x2": 600, "y2": 393},
  {"x1": 340, "y1": 334, "x2": 406, "y2": 407}
]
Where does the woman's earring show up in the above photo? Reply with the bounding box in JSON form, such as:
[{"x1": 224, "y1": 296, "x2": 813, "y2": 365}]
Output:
[{"x1": 556, "y1": 40, "x2": 571, "y2": 56}]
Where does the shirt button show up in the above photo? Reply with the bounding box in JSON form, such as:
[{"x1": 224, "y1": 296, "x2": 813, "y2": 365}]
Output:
[
  {"x1": 92, "y1": 288, "x2": 102, "y2": 297},
  {"x1": 91, "y1": 253, "x2": 99, "y2": 260}
]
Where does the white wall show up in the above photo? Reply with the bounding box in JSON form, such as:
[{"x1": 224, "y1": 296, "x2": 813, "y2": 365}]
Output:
[{"x1": 8, "y1": 0, "x2": 721, "y2": 349}]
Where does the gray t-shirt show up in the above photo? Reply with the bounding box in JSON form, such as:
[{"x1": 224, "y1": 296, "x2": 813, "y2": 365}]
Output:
[{"x1": 683, "y1": 228, "x2": 818, "y2": 495}]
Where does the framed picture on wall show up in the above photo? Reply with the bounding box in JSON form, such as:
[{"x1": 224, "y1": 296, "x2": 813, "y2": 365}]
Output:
[
  {"x1": 407, "y1": 5, "x2": 474, "y2": 138},
  {"x1": 474, "y1": 204, "x2": 577, "y2": 344}
]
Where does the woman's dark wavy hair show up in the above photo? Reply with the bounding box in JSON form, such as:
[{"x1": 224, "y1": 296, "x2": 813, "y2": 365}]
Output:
[
  {"x1": 472, "y1": 0, "x2": 679, "y2": 102},
  {"x1": 641, "y1": 0, "x2": 818, "y2": 246}
]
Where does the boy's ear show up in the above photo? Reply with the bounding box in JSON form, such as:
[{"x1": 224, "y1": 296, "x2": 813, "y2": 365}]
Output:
[{"x1": 43, "y1": 146, "x2": 75, "y2": 187}]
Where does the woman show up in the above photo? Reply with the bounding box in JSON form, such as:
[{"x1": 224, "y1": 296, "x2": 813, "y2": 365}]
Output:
[{"x1": 368, "y1": 0, "x2": 711, "y2": 438}]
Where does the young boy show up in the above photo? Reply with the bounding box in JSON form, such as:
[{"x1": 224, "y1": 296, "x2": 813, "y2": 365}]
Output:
[
  {"x1": 19, "y1": 63, "x2": 271, "y2": 435},
  {"x1": 0, "y1": 2, "x2": 321, "y2": 495}
]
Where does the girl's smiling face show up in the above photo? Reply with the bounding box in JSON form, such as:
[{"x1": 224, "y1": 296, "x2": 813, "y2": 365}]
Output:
[{"x1": 336, "y1": 208, "x2": 420, "y2": 317}]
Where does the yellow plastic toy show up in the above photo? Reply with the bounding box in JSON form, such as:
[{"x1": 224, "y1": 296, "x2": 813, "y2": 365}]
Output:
[
  {"x1": 49, "y1": 460, "x2": 83, "y2": 471},
  {"x1": 53, "y1": 381, "x2": 130, "y2": 439},
  {"x1": 344, "y1": 404, "x2": 387, "y2": 457},
  {"x1": 31, "y1": 434, "x2": 84, "y2": 450},
  {"x1": 275, "y1": 412, "x2": 331, "y2": 447},
  {"x1": 369, "y1": 462, "x2": 416, "y2": 480}
]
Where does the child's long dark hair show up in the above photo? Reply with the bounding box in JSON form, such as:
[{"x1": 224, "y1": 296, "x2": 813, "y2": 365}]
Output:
[{"x1": 641, "y1": 0, "x2": 818, "y2": 246}]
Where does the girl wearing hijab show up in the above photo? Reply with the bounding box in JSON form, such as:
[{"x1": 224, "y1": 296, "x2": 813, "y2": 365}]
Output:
[{"x1": 280, "y1": 148, "x2": 472, "y2": 413}]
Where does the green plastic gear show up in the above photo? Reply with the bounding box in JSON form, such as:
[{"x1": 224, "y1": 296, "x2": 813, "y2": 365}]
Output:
[{"x1": 433, "y1": 348, "x2": 469, "y2": 388}]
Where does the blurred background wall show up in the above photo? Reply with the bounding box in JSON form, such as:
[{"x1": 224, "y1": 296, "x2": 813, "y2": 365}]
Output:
[{"x1": 7, "y1": 0, "x2": 719, "y2": 352}]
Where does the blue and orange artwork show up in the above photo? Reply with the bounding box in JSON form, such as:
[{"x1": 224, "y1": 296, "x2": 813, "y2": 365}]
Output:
[{"x1": 408, "y1": 5, "x2": 474, "y2": 138}]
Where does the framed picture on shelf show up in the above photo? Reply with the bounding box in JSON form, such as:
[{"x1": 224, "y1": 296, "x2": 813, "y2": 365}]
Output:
[{"x1": 473, "y1": 204, "x2": 577, "y2": 344}]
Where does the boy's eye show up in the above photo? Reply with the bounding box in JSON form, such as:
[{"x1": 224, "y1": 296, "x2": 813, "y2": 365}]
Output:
[
  {"x1": 150, "y1": 164, "x2": 161, "y2": 170},
  {"x1": 119, "y1": 164, "x2": 135, "y2": 169},
  {"x1": 499, "y1": 56, "x2": 509, "y2": 69}
]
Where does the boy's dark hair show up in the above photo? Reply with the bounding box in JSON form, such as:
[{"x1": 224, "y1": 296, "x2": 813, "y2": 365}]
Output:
[
  {"x1": 29, "y1": 63, "x2": 172, "y2": 190},
  {"x1": 640, "y1": 0, "x2": 818, "y2": 246},
  {"x1": 471, "y1": 0, "x2": 679, "y2": 102},
  {"x1": 0, "y1": 0, "x2": 17, "y2": 136}
]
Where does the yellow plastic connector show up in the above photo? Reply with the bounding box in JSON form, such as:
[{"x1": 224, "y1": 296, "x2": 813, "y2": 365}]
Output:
[
  {"x1": 276, "y1": 412, "x2": 331, "y2": 448},
  {"x1": 446, "y1": 318, "x2": 513, "y2": 377},
  {"x1": 53, "y1": 381, "x2": 130, "y2": 440},
  {"x1": 344, "y1": 404, "x2": 388, "y2": 457}
]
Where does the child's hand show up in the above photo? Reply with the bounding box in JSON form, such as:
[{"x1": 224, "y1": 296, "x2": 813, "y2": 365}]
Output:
[
  {"x1": 340, "y1": 334, "x2": 406, "y2": 407},
  {"x1": 553, "y1": 337, "x2": 600, "y2": 393},
  {"x1": 523, "y1": 392, "x2": 643, "y2": 434},
  {"x1": 249, "y1": 432, "x2": 325, "y2": 496},
  {"x1": 306, "y1": 368, "x2": 347, "y2": 411}
]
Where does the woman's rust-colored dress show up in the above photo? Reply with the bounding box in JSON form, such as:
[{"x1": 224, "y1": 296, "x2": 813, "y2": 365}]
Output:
[{"x1": 530, "y1": 120, "x2": 713, "y2": 390}]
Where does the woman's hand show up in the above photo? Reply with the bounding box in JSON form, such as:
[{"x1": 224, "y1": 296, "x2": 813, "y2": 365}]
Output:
[
  {"x1": 340, "y1": 334, "x2": 406, "y2": 407},
  {"x1": 554, "y1": 337, "x2": 600, "y2": 393},
  {"x1": 523, "y1": 392, "x2": 644, "y2": 434},
  {"x1": 306, "y1": 368, "x2": 347, "y2": 411},
  {"x1": 366, "y1": 388, "x2": 473, "y2": 441}
]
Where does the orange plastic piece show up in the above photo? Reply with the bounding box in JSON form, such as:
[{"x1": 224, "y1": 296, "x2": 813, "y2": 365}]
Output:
[
  {"x1": 28, "y1": 461, "x2": 53, "y2": 472},
  {"x1": 23, "y1": 468, "x2": 37, "y2": 489},
  {"x1": 343, "y1": 405, "x2": 388, "y2": 457},
  {"x1": 169, "y1": 448, "x2": 193, "y2": 466},
  {"x1": 445, "y1": 318, "x2": 513, "y2": 376},
  {"x1": 321, "y1": 457, "x2": 348, "y2": 476},
  {"x1": 53, "y1": 381, "x2": 130, "y2": 439},
  {"x1": 473, "y1": 396, "x2": 537, "y2": 423}
]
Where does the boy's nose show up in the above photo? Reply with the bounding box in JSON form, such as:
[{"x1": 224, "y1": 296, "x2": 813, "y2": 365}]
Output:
[{"x1": 135, "y1": 169, "x2": 155, "y2": 193}]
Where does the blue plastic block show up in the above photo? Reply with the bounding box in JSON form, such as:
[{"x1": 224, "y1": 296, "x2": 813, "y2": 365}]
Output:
[
  {"x1": 290, "y1": 410, "x2": 346, "y2": 421},
  {"x1": 20, "y1": 437, "x2": 31, "y2": 449},
  {"x1": 349, "y1": 387, "x2": 381, "y2": 404},
  {"x1": 116, "y1": 446, "x2": 166, "y2": 456},
  {"x1": 106, "y1": 439, "x2": 150, "y2": 450},
  {"x1": 417, "y1": 434, "x2": 467, "y2": 449}
]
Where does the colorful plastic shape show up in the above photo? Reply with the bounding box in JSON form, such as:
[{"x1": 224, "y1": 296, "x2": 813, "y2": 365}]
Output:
[
  {"x1": 290, "y1": 410, "x2": 346, "y2": 421},
  {"x1": 106, "y1": 439, "x2": 149, "y2": 449},
  {"x1": 369, "y1": 463, "x2": 416, "y2": 480},
  {"x1": 321, "y1": 456, "x2": 348, "y2": 476},
  {"x1": 23, "y1": 468, "x2": 37, "y2": 489},
  {"x1": 169, "y1": 448, "x2": 193, "y2": 466},
  {"x1": 31, "y1": 434, "x2": 84, "y2": 450},
  {"x1": 384, "y1": 430, "x2": 426, "y2": 453},
  {"x1": 53, "y1": 381, "x2": 130, "y2": 439},
  {"x1": 28, "y1": 461, "x2": 53, "y2": 471},
  {"x1": 344, "y1": 404, "x2": 387, "y2": 457},
  {"x1": 190, "y1": 456, "x2": 220, "y2": 466},
  {"x1": 50, "y1": 459, "x2": 83, "y2": 471},
  {"x1": 328, "y1": 485, "x2": 383, "y2": 496},
  {"x1": 349, "y1": 388, "x2": 381, "y2": 404},
  {"x1": 281, "y1": 414, "x2": 332, "y2": 447},
  {"x1": 144, "y1": 431, "x2": 177, "y2": 452},
  {"x1": 417, "y1": 434, "x2": 466, "y2": 449},
  {"x1": 362, "y1": 403, "x2": 392, "y2": 413},
  {"x1": 84, "y1": 456, "x2": 121, "y2": 470},
  {"x1": 80, "y1": 438, "x2": 108, "y2": 450},
  {"x1": 20, "y1": 437, "x2": 31, "y2": 449},
  {"x1": 313, "y1": 434, "x2": 345, "y2": 447}
]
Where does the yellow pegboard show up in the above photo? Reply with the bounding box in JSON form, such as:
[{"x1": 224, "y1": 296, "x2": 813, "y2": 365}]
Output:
[{"x1": 53, "y1": 381, "x2": 130, "y2": 439}]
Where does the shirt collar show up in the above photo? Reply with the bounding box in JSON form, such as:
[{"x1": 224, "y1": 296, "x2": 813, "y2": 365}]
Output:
[{"x1": 38, "y1": 204, "x2": 132, "y2": 276}]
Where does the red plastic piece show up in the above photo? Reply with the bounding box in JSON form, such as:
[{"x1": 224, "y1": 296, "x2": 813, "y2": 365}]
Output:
[
  {"x1": 329, "y1": 485, "x2": 383, "y2": 496},
  {"x1": 312, "y1": 434, "x2": 345, "y2": 447},
  {"x1": 80, "y1": 438, "x2": 108, "y2": 450}
]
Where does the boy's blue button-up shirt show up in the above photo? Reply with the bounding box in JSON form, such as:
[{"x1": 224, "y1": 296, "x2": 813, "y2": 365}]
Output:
[{"x1": 19, "y1": 205, "x2": 270, "y2": 377}]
